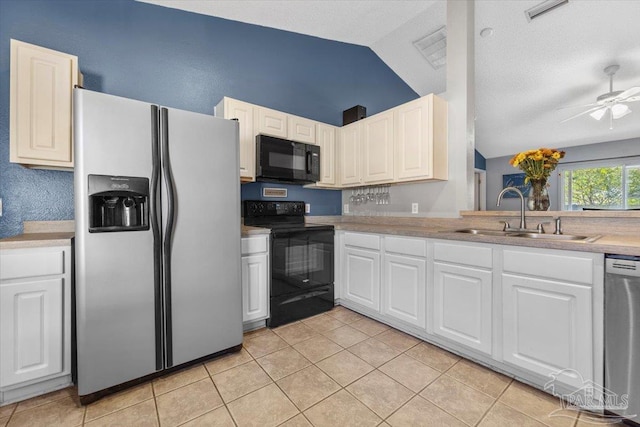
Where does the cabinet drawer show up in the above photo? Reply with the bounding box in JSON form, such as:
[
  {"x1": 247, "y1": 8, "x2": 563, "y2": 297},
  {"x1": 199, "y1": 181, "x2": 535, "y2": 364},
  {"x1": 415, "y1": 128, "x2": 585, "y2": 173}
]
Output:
[
  {"x1": 385, "y1": 236, "x2": 426, "y2": 258},
  {"x1": 344, "y1": 232, "x2": 380, "y2": 250},
  {"x1": 503, "y1": 249, "x2": 594, "y2": 285},
  {"x1": 0, "y1": 249, "x2": 65, "y2": 280},
  {"x1": 433, "y1": 241, "x2": 492, "y2": 269},
  {"x1": 241, "y1": 236, "x2": 269, "y2": 255}
]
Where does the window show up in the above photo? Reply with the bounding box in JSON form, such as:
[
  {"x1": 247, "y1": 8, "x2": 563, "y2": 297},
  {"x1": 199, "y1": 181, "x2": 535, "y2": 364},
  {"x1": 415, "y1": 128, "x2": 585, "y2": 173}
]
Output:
[{"x1": 559, "y1": 158, "x2": 640, "y2": 210}]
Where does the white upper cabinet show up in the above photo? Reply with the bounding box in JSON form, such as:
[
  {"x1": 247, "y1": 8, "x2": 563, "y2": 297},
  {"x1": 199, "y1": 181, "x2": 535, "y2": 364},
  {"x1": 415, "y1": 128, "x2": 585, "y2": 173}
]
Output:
[
  {"x1": 316, "y1": 123, "x2": 338, "y2": 186},
  {"x1": 214, "y1": 93, "x2": 448, "y2": 186},
  {"x1": 10, "y1": 39, "x2": 79, "y2": 170},
  {"x1": 338, "y1": 122, "x2": 361, "y2": 186},
  {"x1": 255, "y1": 106, "x2": 288, "y2": 139},
  {"x1": 394, "y1": 94, "x2": 448, "y2": 182},
  {"x1": 361, "y1": 110, "x2": 394, "y2": 184},
  {"x1": 288, "y1": 115, "x2": 316, "y2": 144},
  {"x1": 216, "y1": 97, "x2": 255, "y2": 182}
]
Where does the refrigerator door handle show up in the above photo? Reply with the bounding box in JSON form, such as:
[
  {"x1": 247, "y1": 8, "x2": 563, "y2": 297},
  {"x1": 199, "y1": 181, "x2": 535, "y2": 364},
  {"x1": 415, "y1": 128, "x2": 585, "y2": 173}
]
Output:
[
  {"x1": 150, "y1": 105, "x2": 164, "y2": 371},
  {"x1": 160, "y1": 107, "x2": 175, "y2": 367}
]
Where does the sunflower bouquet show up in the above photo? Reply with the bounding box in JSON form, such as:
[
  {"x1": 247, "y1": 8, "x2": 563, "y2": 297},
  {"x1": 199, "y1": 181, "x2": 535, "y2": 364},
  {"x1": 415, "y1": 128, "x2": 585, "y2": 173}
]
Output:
[{"x1": 509, "y1": 148, "x2": 565, "y2": 183}]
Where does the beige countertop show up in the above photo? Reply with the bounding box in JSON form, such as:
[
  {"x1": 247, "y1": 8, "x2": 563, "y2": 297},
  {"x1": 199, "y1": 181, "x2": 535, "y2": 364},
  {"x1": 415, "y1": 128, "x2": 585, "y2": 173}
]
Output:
[
  {"x1": 0, "y1": 232, "x2": 75, "y2": 249},
  {"x1": 241, "y1": 225, "x2": 270, "y2": 237},
  {"x1": 0, "y1": 221, "x2": 75, "y2": 249},
  {"x1": 308, "y1": 216, "x2": 640, "y2": 257}
]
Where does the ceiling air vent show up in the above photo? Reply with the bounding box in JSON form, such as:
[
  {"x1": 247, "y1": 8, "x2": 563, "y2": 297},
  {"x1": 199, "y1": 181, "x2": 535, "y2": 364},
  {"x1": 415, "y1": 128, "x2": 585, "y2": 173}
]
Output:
[
  {"x1": 525, "y1": 0, "x2": 569, "y2": 22},
  {"x1": 413, "y1": 26, "x2": 447, "y2": 70}
]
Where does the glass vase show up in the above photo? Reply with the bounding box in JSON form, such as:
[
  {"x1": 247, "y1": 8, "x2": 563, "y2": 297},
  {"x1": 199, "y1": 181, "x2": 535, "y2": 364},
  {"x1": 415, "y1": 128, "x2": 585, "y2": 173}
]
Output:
[{"x1": 527, "y1": 178, "x2": 550, "y2": 211}]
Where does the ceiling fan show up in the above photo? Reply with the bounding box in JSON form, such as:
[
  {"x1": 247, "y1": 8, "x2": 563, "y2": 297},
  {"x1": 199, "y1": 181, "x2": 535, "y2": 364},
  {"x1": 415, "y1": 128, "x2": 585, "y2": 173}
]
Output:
[{"x1": 560, "y1": 64, "x2": 640, "y2": 129}]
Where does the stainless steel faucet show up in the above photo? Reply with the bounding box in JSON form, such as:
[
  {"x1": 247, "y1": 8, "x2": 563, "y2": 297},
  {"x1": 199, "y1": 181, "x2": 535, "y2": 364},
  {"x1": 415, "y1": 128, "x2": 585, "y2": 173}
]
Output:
[{"x1": 496, "y1": 186, "x2": 527, "y2": 230}]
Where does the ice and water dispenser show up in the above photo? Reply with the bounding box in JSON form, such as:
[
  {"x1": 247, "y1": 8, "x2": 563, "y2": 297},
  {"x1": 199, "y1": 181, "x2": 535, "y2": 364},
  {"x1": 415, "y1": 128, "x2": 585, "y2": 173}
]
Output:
[{"x1": 88, "y1": 175, "x2": 150, "y2": 232}]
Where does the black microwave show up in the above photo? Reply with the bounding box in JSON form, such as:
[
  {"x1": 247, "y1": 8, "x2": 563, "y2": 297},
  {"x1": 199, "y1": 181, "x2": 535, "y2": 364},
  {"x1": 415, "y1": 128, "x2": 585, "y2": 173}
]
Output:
[{"x1": 256, "y1": 135, "x2": 320, "y2": 184}]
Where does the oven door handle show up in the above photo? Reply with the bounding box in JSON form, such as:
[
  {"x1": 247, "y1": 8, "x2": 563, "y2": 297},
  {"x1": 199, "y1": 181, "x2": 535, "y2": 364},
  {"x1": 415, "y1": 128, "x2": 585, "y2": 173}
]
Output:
[{"x1": 280, "y1": 287, "x2": 332, "y2": 305}]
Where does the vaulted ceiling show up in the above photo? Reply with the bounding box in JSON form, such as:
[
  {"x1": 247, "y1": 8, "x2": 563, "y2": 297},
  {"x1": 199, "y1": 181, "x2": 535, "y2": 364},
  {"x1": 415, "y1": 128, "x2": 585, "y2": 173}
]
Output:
[{"x1": 139, "y1": 0, "x2": 640, "y2": 159}]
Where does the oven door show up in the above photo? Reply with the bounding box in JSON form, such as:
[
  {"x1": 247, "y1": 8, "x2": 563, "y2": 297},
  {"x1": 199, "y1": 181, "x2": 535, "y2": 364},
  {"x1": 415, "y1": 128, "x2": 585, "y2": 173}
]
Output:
[{"x1": 271, "y1": 228, "x2": 334, "y2": 297}]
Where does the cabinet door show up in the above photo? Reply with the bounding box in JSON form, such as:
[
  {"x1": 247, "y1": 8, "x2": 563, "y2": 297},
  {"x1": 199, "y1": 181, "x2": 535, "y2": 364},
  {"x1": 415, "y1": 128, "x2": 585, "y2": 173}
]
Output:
[
  {"x1": 317, "y1": 123, "x2": 337, "y2": 186},
  {"x1": 502, "y1": 274, "x2": 593, "y2": 389},
  {"x1": 255, "y1": 106, "x2": 288, "y2": 139},
  {"x1": 338, "y1": 123, "x2": 360, "y2": 186},
  {"x1": 343, "y1": 247, "x2": 380, "y2": 311},
  {"x1": 241, "y1": 253, "x2": 269, "y2": 322},
  {"x1": 0, "y1": 278, "x2": 64, "y2": 387},
  {"x1": 394, "y1": 97, "x2": 432, "y2": 181},
  {"x1": 382, "y1": 254, "x2": 425, "y2": 328},
  {"x1": 10, "y1": 39, "x2": 78, "y2": 168},
  {"x1": 362, "y1": 111, "x2": 394, "y2": 184},
  {"x1": 289, "y1": 116, "x2": 316, "y2": 144},
  {"x1": 433, "y1": 262, "x2": 492, "y2": 354},
  {"x1": 224, "y1": 98, "x2": 255, "y2": 182}
]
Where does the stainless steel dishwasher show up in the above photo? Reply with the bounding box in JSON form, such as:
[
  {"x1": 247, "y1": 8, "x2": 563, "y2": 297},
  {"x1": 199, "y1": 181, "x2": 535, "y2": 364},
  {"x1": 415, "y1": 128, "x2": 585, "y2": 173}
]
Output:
[{"x1": 605, "y1": 255, "x2": 640, "y2": 424}]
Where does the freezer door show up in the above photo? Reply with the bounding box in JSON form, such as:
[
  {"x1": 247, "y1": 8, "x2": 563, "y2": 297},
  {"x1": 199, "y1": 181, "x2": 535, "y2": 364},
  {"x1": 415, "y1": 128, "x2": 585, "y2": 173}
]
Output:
[
  {"x1": 74, "y1": 89, "x2": 161, "y2": 396},
  {"x1": 160, "y1": 107, "x2": 242, "y2": 367}
]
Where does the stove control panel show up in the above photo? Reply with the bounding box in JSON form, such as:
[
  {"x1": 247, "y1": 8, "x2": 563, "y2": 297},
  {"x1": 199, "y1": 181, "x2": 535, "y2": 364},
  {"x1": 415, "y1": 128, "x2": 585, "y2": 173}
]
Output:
[{"x1": 244, "y1": 200, "x2": 305, "y2": 218}]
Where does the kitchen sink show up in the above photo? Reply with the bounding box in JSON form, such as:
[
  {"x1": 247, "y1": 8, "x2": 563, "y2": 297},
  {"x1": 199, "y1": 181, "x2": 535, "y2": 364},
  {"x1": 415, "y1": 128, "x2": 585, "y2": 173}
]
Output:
[
  {"x1": 509, "y1": 232, "x2": 601, "y2": 242},
  {"x1": 452, "y1": 228, "x2": 510, "y2": 237},
  {"x1": 451, "y1": 228, "x2": 601, "y2": 242}
]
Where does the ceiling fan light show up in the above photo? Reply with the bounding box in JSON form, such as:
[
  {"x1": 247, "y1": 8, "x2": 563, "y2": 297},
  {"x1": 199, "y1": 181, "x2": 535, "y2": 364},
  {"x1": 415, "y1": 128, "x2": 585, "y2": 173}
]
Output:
[
  {"x1": 589, "y1": 107, "x2": 607, "y2": 121},
  {"x1": 611, "y1": 103, "x2": 631, "y2": 119}
]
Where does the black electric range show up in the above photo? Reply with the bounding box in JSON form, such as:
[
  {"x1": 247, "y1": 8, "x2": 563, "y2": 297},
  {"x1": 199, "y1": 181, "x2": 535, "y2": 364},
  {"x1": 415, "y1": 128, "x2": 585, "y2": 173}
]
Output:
[{"x1": 243, "y1": 200, "x2": 335, "y2": 327}]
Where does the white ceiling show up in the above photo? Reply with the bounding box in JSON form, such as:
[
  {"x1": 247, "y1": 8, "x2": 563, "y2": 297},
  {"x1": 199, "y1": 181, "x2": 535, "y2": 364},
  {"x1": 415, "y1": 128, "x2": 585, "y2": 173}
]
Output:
[{"x1": 139, "y1": 0, "x2": 640, "y2": 159}]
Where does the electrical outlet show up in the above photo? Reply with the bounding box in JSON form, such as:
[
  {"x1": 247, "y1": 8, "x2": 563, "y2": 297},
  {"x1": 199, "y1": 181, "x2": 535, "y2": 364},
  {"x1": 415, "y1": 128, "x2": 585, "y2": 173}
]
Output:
[
  {"x1": 305, "y1": 203, "x2": 311, "y2": 214},
  {"x1": 412, "y1": 202, "x2": 419, "y2": 214},
  {"x1": 344, "y1": 204, "x2": 349, "y2": 214},
  {"x1": 0, "y1": 198, "x2": 2, "y2": 216}
]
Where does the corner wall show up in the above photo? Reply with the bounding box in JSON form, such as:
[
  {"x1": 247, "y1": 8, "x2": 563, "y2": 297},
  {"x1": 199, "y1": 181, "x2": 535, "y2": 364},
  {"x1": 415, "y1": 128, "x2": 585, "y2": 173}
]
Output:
[{"x1": 0, "y1": 0, "x2": 417, "y2": 237}]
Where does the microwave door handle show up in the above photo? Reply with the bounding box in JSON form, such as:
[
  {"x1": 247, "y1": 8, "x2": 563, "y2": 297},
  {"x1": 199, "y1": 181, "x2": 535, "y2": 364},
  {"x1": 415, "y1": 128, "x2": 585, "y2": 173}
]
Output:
[{"x1": 306, "y1": 151, "x2": 312, "y2": 174}]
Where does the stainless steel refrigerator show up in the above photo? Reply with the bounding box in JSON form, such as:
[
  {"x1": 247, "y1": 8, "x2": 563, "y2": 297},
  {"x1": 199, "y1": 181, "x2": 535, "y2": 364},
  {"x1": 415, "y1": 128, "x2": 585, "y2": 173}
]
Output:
[{"x1": 74, "y1": 88, "x2": 242, "y2": 403}]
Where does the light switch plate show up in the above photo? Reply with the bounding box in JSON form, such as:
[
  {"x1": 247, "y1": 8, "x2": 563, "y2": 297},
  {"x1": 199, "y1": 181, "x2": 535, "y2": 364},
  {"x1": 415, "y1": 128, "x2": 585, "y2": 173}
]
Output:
[{"x1": 0, "y1": 198, "x2": 3, "y2": 217}]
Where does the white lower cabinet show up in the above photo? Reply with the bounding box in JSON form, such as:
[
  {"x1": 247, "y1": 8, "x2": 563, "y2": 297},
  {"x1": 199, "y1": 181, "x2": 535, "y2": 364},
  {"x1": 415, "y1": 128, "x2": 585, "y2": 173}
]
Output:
[
  {"x1": 432, "y1": 241, "x2": 493, "y2": 355},
  {"x1": 343, "y1": 247, "x2": 381, "y2": 311},
  {"x1": 342, "y1": 233, "x2": 381, "y2": 311},
  {"x1": 335, "y1": 231, "x2": 604, "y2": 398},
  {"x1": 433, "y1": 262, "x2": 492, "y2": 355},
  {"x1": 0, "y1": 245, "x2": 72, "y2": 404},
  {"x1": 501, "y1": 247, "x2": 599, "y2": 389},
  {"x1": 382, "y1": 236, "x2": 426, "y2": 328},
  {"x1": 0, "y1": 278, "x2": 64, "y2": 387},
  {"x1": 241, "y1": 236, "x2": 269, "y2": 324}
]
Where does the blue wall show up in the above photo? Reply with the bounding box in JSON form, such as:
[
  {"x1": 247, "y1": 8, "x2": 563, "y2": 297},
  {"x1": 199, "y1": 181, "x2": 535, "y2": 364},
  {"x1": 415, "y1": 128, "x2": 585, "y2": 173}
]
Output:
[
  {"x1": 475, "y1": 149, "x2": 487, "y2": 170},
  {"x1": 0, "y1": 0, "x2": 417, "y2": 237}
]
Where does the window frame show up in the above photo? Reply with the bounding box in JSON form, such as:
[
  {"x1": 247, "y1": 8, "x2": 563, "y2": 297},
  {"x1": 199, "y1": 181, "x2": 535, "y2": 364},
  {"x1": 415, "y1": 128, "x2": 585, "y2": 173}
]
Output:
[{"x1": 557, "y1": 156, "x2": 640, "y2": 211}]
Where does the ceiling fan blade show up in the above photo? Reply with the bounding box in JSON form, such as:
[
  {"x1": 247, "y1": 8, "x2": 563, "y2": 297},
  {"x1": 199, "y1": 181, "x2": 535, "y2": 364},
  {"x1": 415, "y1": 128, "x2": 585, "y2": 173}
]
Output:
[
  {"x1": 590, "y1": 107, "x2": 608, "y2": 121},
  {"x1": 560, "y1": 106, "x2": 606, "y2": 123},
  {"x1": 622, "y1": 96, "x2": 640, "y2": 103},
  {"x1": 556, "y1": 102, "x2": 599, "y2": 110},
  {"x1": 617, "y1": 86, "x2": 640, "y2": 100}
]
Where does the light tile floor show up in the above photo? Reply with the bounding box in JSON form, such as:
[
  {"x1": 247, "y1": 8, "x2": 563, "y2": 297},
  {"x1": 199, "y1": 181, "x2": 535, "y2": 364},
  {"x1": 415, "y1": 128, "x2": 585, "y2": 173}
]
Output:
[{"x1": 0, "y1": 306, "x2": 625, "y2": 427}]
